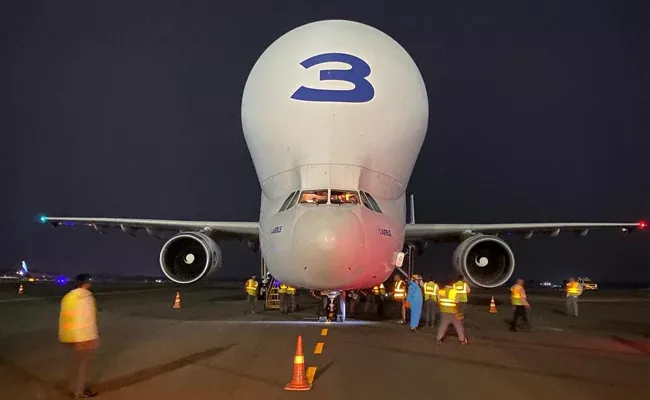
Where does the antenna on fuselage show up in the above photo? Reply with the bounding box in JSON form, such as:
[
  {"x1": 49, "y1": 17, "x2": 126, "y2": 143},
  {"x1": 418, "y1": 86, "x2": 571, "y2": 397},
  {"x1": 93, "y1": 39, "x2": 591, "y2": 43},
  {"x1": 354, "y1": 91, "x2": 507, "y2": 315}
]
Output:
[{"x1": 409, "y1": 194, "x2": 416, "y2": 224}]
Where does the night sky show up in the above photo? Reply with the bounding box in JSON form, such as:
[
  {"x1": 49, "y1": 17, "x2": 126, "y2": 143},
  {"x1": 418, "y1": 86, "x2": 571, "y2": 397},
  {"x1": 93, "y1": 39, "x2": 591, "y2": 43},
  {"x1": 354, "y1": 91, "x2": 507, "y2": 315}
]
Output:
[{"x1": 1, "y1": 1, "x2": 648, "y2": 283}]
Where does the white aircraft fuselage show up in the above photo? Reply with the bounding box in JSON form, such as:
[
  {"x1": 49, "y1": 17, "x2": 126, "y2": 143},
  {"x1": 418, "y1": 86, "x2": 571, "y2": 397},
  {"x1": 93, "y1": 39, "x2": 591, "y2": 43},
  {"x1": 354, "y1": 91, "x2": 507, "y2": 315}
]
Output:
[
  {"x1": 241, "y1": 20, "x2": 428, "y2": 290},
  {"x1": 40, "y1": 20, "x2": 647, "y2": 292}
]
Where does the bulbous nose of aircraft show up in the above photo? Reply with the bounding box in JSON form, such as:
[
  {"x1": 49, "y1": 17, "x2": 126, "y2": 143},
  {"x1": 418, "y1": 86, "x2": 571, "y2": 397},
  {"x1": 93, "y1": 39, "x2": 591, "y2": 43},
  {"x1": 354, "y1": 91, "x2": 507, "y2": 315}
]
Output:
[{"x1": 292, "y1": 208, "x2": 365, "y2": 289}]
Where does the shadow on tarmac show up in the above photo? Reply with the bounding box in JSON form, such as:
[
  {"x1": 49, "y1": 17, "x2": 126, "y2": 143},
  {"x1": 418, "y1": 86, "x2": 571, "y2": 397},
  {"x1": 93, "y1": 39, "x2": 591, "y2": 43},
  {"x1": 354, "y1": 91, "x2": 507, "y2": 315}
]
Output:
[
  {"x1": 341, "y1": 340, "x2": 644, "y2": 388},
  {"x1": 94, "y1": 343, "x2": 238, "y2": 394}
]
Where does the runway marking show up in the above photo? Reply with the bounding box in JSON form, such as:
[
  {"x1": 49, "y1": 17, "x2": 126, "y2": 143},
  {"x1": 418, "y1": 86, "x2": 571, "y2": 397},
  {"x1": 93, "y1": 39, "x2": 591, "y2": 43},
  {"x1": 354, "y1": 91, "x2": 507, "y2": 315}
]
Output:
[
  {"x1": 314, "y1": 342, "x2": 324, "y2": 355},
  {"x1": 320, "y1": 328, "x2": 328, "y2": 336},
  {"x1": 537, "y1": 326, "x2": 564, "y2": 332},
  {"x1": 0, "y1": 288, "x2": 169, "y2": 303},
  {"x1": 306, "y1": 366, "x2": 316, "y2": 385}
]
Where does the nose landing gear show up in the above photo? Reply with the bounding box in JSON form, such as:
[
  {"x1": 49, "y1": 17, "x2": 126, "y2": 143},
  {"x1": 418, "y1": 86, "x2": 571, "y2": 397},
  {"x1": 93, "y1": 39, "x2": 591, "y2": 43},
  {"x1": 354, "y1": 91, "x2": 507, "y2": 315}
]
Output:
[{"x1": 320, "y1": 290, "x2": 346, "y2": 322}]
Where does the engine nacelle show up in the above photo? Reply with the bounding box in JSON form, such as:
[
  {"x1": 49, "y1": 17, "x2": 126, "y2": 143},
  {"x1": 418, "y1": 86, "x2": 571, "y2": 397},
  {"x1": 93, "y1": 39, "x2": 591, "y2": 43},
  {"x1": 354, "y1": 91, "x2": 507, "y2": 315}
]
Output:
[
  {"x1": 159, "y1": 232, "x2": 222, "y2": 284},
  {"x1": 453, "y1": 234, "x2": 515, "y2": 288}
]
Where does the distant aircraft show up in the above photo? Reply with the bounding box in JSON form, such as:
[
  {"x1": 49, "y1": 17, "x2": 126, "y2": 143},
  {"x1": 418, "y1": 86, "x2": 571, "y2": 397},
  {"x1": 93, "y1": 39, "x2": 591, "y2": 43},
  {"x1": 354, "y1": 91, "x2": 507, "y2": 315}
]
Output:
[{"x1": 39, "y1": 20, "x2": 647, "y2": 291}]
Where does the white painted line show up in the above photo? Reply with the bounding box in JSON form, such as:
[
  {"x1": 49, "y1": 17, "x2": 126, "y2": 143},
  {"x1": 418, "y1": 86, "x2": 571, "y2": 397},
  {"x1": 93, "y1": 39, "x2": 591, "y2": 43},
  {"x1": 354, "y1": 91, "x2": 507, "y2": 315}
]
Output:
[
  {"x1": 536, "y1": 326, "x2": 564, "y2": 332},
  {"x1": 0, "y1": 288, "x2": 169, "y2": 303}
]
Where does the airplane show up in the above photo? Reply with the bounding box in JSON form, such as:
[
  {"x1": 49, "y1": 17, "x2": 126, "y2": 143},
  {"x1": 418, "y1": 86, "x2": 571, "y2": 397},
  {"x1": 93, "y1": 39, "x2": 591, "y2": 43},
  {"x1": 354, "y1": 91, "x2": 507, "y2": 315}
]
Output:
[{"x1": 38, "y1": 20, "x2": 647, "y2": 292}]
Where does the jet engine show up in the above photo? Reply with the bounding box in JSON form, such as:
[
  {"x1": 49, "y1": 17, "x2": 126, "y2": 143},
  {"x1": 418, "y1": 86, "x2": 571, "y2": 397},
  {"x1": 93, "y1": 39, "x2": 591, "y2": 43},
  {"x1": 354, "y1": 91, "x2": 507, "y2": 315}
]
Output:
[
  {"x1": 159, "y1": 232, "x2": 222, "y2": 284},
  {"x1": 453, "y1": 234, "x2": 515, "y2": 288}
]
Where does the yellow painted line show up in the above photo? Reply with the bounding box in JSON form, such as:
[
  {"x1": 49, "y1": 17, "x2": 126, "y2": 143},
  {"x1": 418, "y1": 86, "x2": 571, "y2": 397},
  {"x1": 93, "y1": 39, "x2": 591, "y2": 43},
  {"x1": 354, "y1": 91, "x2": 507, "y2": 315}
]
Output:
[
  {"x1": 314, "y1": 342, "x2": 324, "y2": 355},
  {"x1": 306, "y1": 366, "x2": 317, "y2": 385},
  {"x1": 320, "y1": 328, "x2": 328, "y2": 336}
]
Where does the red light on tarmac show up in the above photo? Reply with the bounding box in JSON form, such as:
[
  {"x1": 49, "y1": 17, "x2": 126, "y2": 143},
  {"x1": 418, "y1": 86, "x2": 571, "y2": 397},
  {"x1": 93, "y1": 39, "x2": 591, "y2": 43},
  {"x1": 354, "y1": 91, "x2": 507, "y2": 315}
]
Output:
[{"x1": 639, "y1": 220, "x2": 647, "y2": 230}]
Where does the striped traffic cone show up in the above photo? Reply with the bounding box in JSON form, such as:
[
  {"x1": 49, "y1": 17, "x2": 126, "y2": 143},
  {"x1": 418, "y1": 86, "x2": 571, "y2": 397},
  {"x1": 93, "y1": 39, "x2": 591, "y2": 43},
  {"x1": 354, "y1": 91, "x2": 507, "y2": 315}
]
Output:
[
  {"x1": 172, "y1": 292, "x2": 181, "y2": 309},
  {"x1": 18, "y1": 284, "x2": 23, "y2": 295},
  {"x1": 284, "y1": 335, "x2": 311, "y2": 391},
  {"x1": 489, "y1": 296, "x2": 497, "y2": 313}
]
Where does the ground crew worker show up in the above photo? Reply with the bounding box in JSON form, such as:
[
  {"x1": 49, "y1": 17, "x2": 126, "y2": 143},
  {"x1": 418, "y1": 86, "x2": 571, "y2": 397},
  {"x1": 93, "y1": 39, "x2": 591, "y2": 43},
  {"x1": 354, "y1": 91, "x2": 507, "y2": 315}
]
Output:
[
  {"x1": 310, "y1": 290, "x2": 326, "y2": 317},
  {"x1": 366, "y1": 283, "x2": 386, "y2": 316},
  {"x1": 453, "y1": 275, "x2": 471, "y2": 315},
  {"x1": 392, "y1": 275, "x2": 407, "y2": 323},
  {"x1": 509, "y1": 278, "x2": 531, "y2": 331},
  {"x1": 244, "y1": 274, "x2": 259, "y2": 314},
  {"x1": 565, "y1": 277, "x2": 583, "y2": 316},
  {"x1": 436, "y1": 282, "x2": 468, "y2": 344},
  {"x1": 406, "y1": 275, "x2": 423, "y2": 332},
  {"x1": 347, "y1": 290, "x2": 360, "y2": 315},
  {"x1": 423, "y1": 278, "x2": 439, "y2": 327},
  {"x1": 286, "y1": 285, "x2": 297, "y2": 312},
  {"x1": 259, "y1": 272, "x2": 271, "y2": 300},
  {"x1": 59, "y1": 273, "x2": 99, "y2": 399},
  {"x1": 278, "y1": 282, "x2": 288, "y2": 314}
]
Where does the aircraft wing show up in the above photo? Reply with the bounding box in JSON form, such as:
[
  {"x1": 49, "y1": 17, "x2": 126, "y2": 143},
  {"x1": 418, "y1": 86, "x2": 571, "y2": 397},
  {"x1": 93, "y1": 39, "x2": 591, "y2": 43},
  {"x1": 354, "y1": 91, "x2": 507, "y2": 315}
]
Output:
[
  {"x1": 39, "y1": 216, "x2": 259, "y2": 240},
  {"x1": 405, "y1": 221, "x2": 647, "y2": 241}
]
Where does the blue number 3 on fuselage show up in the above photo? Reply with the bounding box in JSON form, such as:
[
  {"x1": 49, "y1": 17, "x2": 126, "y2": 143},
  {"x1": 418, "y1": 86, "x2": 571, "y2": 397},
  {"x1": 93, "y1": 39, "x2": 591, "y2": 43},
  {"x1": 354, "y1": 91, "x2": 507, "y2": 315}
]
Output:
[{"x1": 291, "y1": 53, "x2": 375, "y2": 103}]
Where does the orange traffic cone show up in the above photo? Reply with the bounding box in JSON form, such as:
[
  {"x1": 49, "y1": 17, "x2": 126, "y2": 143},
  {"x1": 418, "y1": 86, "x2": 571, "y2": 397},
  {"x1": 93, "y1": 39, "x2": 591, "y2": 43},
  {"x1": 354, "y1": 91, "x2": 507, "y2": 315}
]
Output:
[
  {"x1": 172, "y1": 292, "x2": 181, "y2": 309},
  {"x1": 489, "y1": 296, "x2": 497, "y2": 313},
  {"x1": 18, "y1": 284, "x2": 23, "y2": 295},
  {"x1": 284, "y1": 335, "x2": 311, "y2": 391}
]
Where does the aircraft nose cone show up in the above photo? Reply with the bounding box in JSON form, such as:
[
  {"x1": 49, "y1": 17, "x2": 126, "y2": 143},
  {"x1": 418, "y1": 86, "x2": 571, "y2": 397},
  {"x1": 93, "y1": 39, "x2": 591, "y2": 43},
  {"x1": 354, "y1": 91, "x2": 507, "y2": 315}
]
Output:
[{"x1": 293, "y1": 208, "x2": 365, "y2": 289}]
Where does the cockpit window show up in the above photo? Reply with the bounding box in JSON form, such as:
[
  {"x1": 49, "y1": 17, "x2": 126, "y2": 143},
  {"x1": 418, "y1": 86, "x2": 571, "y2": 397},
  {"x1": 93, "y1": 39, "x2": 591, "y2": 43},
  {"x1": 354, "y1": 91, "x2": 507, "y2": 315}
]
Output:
[
  {"x1": 278, "y1": 191, "x2": 297, "y2": 212},
  {"x1": 359, "y1": 191, "x2": 374, "y2": 211},
  {"x1": 363, "y1": 192, "x2": 383, "y2": 214},
  {"x1": 330, "y1": 190, "x2": 360, "y2": 205},
  {"x1": 299, "y1": 190, "x2": 328, "y2": 205},
  {"x1": 285, "y1": 190, "x2": 300, "y2": 210}
]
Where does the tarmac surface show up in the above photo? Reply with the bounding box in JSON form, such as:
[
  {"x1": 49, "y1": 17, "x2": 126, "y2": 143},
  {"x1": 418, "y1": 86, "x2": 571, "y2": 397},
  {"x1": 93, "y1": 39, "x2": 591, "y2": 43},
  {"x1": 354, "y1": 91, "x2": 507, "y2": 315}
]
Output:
[{"x1": 0, "y1": 281, "x2": 648, "y2": 400}]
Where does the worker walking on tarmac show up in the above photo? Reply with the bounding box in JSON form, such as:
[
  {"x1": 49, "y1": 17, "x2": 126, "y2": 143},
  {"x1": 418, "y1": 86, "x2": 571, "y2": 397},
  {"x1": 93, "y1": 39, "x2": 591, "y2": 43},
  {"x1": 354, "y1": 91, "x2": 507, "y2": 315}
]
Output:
[
  {"x1": 244, "y1": 274, "x2": 259, "y2": 315},
  {"x1": 565, "y1": 277, "x2": 583, "y2": 317},
  {"x1": 454, "y1": 275, "x2": 471, "y2": 315},
  {"x1": 406, "y1": 275, "x2": 423, "y2": 332},
  {"x1": 278, "y1": 283, "x2": 288, "y2": 314},
  {"x1": 59, "y1": 274, "x2": 99, "y2": 399},
  {"x1": 286, "y1": 285, "x2": 297, "y2": 313},
  {"x1": 509, "y1": 278, "x2": 531, "y2": 331},
  {"x1": 423, "y1": 278, "x2": 439, "y2": 327},
  {"x1": 436, "y1": 281, "x2": 468, "y2": 344},
  {"x1": 391, "y1": 275, "x2": 407, "y2": 324}
]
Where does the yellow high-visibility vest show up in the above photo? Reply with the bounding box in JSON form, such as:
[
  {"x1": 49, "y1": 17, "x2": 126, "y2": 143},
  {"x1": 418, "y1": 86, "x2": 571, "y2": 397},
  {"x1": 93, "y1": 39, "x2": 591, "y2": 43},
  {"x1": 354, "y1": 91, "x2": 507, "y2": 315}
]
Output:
[
  {"x1": 59, "y1": 288, "x2": 98, "y2": 343},
  {"x1": 245, "y1": 279, "x2": 258, "y2": 296},
  {"x1": 437, "y1": 288, "x2": 458, "y2": 314},
  {"x1": 453, "y1": 280, "x2": 470, "y2": 303},
  {"x1": 394, "y1": 280, "x2": 406, "y2": 300},
  {"x1": 279, "y1": 284, "x2": 288, "y2": 294},
  {"x1": 286, "y1": 286, "x2": 296, "y2": 295},
  {"x1": 423, "y1": 281, "x2": 439, "y2": 301},
  {"x1": 566, "y1": 282, "x2": 581, "y2": 296},
  {"x1": 510, "y1": 284, "x2": 525, "y2": 306},
  {"x1": 372, "y1": 284, "x2": 386, "y2": 295}
]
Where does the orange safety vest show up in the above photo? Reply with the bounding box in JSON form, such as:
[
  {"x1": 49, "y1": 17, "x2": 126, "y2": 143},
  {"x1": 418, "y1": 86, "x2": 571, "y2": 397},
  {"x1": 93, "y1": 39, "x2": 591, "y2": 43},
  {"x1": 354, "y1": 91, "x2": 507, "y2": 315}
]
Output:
[
  {"x1": 394, "y1": 280, "x2": 406, "y2": 300},
  {"x1": 437, "y1": 288, "x2": 458, "y2": 314},
  {"x1": 286, "y1": 286, "x2": 296, "y2": 295},
  {"x1": 510, "y1": 284, "x2": 525, "y2": 305},
  {"x1": 278, "y1": 284, "x2": 288, "y2": 294},
  {"x1": 423, "y1": 281, "x2": 439, "y2": 301},
  {"x1": 245, "y1": 279, "x2": 258, "y2": 296}
]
